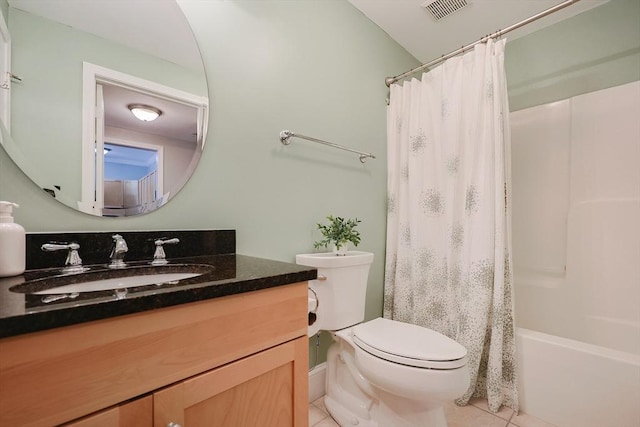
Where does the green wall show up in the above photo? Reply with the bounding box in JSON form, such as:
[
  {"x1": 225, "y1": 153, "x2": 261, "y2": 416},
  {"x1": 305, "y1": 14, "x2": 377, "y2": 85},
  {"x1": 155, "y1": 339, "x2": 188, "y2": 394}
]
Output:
[
  {"x1": 0, "y1": 0, "x2": 419, "y2": 363},
  {"x1": 0, "y1": 0, "x2": 7, "y2": 26},
  {"x1": 505, "y1": 0, "x2": 640, "y2": 111},
  {"x1": 1, "y1": 0, "x2": 639, "y2": 366}
]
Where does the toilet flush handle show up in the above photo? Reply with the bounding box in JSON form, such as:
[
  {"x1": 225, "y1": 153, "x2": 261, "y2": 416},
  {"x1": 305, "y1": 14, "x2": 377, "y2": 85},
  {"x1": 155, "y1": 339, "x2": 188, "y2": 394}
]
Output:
[{"x1": 317, "y1": 274, "x2": 327, "y2": 281}]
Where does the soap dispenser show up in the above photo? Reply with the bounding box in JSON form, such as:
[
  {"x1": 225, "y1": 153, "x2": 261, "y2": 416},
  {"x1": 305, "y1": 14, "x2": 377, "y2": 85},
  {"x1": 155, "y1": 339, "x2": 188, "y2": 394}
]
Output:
[{"x1": 0, "y1": 201, "x2": 26, "y2": 277}]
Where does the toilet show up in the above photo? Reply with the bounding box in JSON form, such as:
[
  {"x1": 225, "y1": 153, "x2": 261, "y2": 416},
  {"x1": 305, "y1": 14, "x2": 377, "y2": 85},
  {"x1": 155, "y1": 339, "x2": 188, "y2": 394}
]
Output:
[{"x1": 297, "y1": 251, "x2": 470, "y2": 427}]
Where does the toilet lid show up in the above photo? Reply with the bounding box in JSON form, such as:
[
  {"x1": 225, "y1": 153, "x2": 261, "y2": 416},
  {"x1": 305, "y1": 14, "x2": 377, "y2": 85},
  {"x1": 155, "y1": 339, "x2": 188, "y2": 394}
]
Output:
[{"x1": 352, "y1": 318, "x2": 467, "y2": 369}]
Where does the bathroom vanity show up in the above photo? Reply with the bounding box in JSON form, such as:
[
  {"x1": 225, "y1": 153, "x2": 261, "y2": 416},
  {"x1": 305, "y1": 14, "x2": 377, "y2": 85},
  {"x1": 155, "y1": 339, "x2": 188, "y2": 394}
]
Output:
[{"x1": 0, "y1": 230, "x2": 315, "y2": 427}]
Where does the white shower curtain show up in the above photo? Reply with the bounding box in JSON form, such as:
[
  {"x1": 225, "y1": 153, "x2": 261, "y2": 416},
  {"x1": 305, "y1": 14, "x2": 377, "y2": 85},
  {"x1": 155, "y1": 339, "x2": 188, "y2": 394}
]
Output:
[{"x1": 384, "y1": 39, "x2": 518, "y2": 412}]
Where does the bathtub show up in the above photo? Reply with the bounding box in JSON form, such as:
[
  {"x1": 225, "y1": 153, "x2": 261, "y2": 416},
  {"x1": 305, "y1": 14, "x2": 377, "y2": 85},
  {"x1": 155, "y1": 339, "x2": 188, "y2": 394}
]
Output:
[
  {"x1": 516, "y1": 328, "x2": 640, "y2": 427},
  {"x1": 511, "y1": 82, "x2": 640, "y2": 427}
]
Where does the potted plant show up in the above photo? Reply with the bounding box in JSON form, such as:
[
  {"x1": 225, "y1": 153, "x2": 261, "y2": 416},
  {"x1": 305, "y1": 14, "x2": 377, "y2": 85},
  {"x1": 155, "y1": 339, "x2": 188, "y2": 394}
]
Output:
[{"x1": 313, "y1": 215, "x2": 362, "y2": 256}]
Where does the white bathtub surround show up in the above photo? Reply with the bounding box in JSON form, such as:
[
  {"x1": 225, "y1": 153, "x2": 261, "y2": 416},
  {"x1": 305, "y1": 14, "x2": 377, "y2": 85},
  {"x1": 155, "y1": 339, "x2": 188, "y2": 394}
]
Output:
[
  {"x1": 516, "y1": 328, "x2": 640, "y2": 427},
  {"x1": 511, "y1": 80, "x2": 640, "y2": 426},
  {"x1": 385, "y1": 38, "x2": 518, "y2": 413},
  {"x1": 511, "y1": 81, "x2": 640, "y2": 355}
]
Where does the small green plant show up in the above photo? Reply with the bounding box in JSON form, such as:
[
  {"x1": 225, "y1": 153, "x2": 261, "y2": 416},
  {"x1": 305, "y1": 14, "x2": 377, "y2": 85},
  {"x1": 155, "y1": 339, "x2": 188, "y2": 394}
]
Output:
[{"x1": 313, "y1": 215, "x2": 362, "y2": 252}]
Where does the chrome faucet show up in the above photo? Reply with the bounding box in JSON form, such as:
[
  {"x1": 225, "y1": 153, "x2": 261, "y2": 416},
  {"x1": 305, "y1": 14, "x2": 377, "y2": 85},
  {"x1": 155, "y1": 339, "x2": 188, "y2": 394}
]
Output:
[
  {"x1": 151, "y1": 238, "x2": 180, "y2": 265},
  {"x1": 41, "y1": 242, "x2": 88, "y2": 274},
  {"x1": 108, "y1": 234, "x2": 128, "y2": 269}
]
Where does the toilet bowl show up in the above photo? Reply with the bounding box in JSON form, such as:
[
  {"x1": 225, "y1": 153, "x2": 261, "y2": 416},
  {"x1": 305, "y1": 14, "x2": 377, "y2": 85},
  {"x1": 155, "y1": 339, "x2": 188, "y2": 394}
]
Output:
[{"x1": 297, "y1": 252, "x2": 470, "y2": 427}]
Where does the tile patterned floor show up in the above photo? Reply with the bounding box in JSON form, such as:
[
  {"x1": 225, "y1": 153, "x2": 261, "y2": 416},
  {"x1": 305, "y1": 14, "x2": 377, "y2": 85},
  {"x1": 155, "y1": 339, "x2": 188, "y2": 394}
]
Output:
[{"x1": 309, "y1": 396, "x2": 558, "y2": 427}]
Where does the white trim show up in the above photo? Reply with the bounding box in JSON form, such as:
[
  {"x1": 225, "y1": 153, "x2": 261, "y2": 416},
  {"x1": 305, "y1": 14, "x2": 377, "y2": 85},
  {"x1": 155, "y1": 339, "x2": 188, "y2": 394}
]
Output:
[
  {"x1": 81, "y1": 62, "x2": 207, "y2": 213},
  {"x1": 309, "y1": 362, "x2": 327, "y2": 403},
  {"x1": 0, "y1": 8, "x2": 11, "y2": 130},
  {"x1": 81, "y1": 66, "x2": 98, "y2": 210},
  {"x1": 95, "y1": 84, "x2": 105, "y2": 213},
  {"x1": 83, "y1": 62, "x2": 208, "y2": 108}
]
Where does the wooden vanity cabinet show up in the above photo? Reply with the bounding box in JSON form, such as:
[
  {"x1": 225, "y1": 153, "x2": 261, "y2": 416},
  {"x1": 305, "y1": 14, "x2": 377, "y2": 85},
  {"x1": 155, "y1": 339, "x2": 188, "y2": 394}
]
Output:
[
  {"x1": 154, "y1": 337, "x2": 307, "y2": 427},
  {"x1": 63, "y1": 396, "x2": 153, "y2": 427},
  {"x1": 0, "y1": 282, "x2": 309, "y2": 427}
]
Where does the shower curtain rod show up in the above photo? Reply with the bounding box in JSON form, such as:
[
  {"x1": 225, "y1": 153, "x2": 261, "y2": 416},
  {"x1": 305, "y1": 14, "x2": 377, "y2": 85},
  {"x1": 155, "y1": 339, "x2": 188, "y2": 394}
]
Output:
[
  {"x1": 279, "y1": 130, "x2": 376, "y2": 163},
  {"x1": 385, "y1": 0, "x2": 581, "y2": 87}
]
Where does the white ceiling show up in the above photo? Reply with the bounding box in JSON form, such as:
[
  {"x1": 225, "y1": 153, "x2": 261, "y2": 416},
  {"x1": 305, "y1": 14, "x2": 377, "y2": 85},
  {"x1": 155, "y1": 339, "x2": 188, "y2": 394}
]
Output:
[
  {"x1": 348, "y1": 0, "x2": 609, "y2": 64},
  {"x1": 102, "y1": 85, "x2": 199, "y2": 144}
]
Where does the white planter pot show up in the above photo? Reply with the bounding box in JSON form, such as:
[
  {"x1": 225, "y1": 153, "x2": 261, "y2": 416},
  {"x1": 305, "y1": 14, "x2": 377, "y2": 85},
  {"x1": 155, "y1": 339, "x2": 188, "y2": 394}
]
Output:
[{"x1": 332, "y1": 244, "x2": 348, "y2": 256}]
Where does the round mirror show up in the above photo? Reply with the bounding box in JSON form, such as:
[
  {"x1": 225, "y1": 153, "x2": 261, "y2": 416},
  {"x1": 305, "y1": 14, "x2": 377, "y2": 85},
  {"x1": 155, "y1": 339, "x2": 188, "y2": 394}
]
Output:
[{"x1": 0, "y1": 0, "x2": 208, "y2": 217}]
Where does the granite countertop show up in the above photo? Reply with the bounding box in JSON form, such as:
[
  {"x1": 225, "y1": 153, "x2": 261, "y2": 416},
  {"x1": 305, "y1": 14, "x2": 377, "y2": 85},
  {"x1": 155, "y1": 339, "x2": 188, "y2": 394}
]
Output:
[{"x1": 0, "y1": 254, "x2": 317, "y2": 339}]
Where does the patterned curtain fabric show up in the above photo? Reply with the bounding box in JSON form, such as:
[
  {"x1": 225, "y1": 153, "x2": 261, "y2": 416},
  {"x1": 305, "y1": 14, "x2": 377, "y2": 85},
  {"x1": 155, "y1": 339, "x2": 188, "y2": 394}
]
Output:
[{"x1": 384, "y1": 39, "x2": 518, "y2": 413}]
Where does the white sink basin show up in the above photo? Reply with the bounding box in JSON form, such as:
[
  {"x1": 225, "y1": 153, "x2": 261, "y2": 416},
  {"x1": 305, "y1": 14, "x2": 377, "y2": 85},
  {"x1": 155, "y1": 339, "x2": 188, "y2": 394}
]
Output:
[
  {"x1": 10, "y1": 264, "x2": 215, "y2": 295},
  {"x1": 33, "y1": 272, "x2": 202, "y2": 294}
]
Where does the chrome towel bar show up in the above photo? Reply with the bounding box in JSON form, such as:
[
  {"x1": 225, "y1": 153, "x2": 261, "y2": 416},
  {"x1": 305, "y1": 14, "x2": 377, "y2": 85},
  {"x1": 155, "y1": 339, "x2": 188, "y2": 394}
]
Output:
[{"x1": 279, "y1": 130, "x2": 376, "y2": 163}]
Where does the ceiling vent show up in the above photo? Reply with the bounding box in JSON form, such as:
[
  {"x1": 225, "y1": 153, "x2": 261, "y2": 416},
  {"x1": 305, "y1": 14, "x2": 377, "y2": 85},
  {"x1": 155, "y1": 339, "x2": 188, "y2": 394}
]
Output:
[{"x1": 422, "y1": 0, "x2": 469, "y2": 21}]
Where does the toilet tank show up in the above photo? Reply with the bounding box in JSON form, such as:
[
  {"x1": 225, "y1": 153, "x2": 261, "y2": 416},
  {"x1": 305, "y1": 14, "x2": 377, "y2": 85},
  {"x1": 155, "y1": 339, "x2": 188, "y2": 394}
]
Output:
[{"x1": 296, "y1": 251, "x2": 374, "y2": 335}]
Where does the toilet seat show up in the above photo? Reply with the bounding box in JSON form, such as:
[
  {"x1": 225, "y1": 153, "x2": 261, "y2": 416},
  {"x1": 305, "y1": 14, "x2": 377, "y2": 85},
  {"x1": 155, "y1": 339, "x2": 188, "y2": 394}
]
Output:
[{"x1": 351, "y1": 318, "x2": 467, "y2": 370}]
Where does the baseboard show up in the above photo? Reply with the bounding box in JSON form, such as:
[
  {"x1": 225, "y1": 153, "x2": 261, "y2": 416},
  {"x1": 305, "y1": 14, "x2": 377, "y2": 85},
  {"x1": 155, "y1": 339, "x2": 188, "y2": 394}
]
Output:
[{"x1": 308, "y1": 362, "x2": 326, "y2": 402}]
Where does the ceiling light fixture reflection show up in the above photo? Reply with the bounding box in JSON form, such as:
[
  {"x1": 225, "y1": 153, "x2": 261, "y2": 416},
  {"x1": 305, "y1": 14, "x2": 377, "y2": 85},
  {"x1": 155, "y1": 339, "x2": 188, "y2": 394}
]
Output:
[{"x1": 128, "y1": 104, "x2": 162, "y2": 122}]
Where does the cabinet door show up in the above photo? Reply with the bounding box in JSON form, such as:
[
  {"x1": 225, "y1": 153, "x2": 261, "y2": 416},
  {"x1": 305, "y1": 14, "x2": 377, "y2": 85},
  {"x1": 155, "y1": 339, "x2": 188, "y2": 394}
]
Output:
[
  {"x1": 63, "y1": 395, "x2": 152, "y2": 427},
  {"x1": 154, "y1": 337, "x2": 308, "y2": 427}
]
